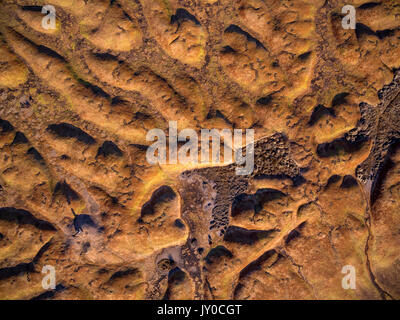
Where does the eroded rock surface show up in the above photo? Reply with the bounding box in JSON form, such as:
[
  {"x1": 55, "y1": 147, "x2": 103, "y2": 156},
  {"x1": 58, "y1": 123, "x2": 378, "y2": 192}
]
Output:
[{"x1": 0, "y1": 0, "x2": 399, "y2": 300}]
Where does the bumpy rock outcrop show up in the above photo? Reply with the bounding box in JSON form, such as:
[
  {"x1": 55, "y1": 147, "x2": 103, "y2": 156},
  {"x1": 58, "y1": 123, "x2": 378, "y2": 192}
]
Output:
[{"x1": 0, "y1": 0, "x2": 399, "y2": 300}]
